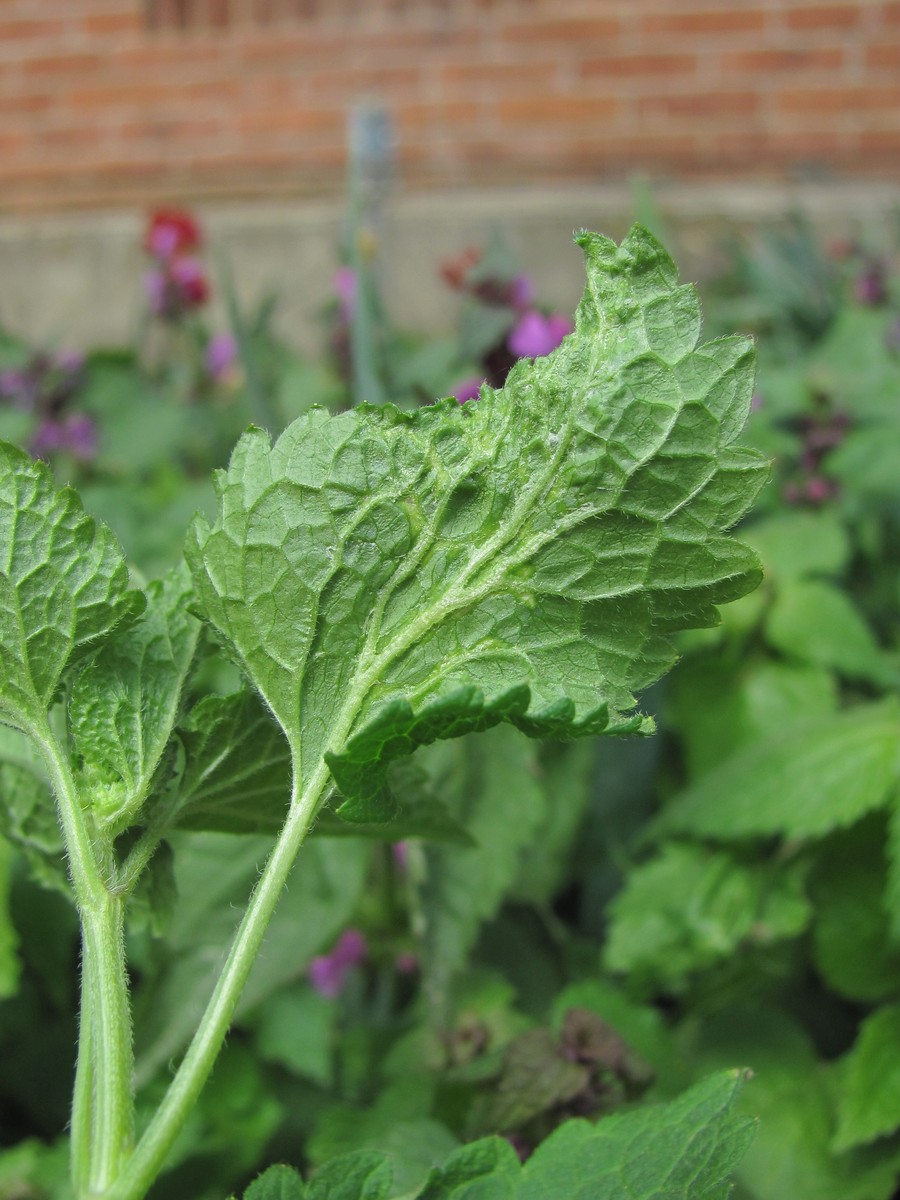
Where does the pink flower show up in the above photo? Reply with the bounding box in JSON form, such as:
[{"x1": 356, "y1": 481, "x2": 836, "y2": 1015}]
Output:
[
  {"x1": 394, "y1": 951, "x2": 419, "y2": 975},
  {"x1": 308, "y1": 929, "x2": 367, "y2": 999},
  {"x1": 451, "y1": 376, "x2": 485, "y2": 404},
  {"x1": 30, "y1": 413, "x2": 96, "y2": 461},
  {"x1": 509, "y1": 273, "x2": 535, "y2": 311},
  {"x1": 508, "y1": 311, "x2": 572, "y2": 360},
  {"x1": 169, "y1": 257, "x2": 209, "y2": 308}
]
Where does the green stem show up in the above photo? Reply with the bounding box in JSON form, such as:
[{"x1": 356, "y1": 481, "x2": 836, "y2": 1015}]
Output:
[
  {"x1": 105, "y1": 757, "x2": 327, "y2": 1200},
  {"x1": 31, "y1": 722, "x2": 135, "y2": 1196}
]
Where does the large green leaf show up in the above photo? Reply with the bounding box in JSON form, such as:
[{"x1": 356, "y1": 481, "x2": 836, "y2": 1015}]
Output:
[
  {"x1": 515, "y1": 1069, "x2": 754, "y2": 1200},
  {"x1": 70, "y1": 561, "x2": 199, "y2": 835},
  {"x1": 660, "y1": 701, "x2": 900, "y2": 841},
  {"x1": 0, "y1": 443, "x2": 141, "y2": 731},
  {"x1": 834, "y1": 1004, "x2": 900, "y2": 1152},
  {"x1": 186, "y1": 226, "x2": 766, "y2": 821}
]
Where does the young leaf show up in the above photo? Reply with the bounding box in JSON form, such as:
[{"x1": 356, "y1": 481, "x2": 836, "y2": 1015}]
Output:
[
  {"x1": 242, "y1": 1164, "x2": 304, "y2": 1199},
  {"x1": 186, "y1": 226, "x2": 766, "y2": 821},
  {"x1": 69, "y1": 561, "x2": 199, "y2": 835},
  {"x1": 0, "y1": 725, "x2": 67, "y2": 894},
  {"x1": 659, "y1": 701, "x2": 900, "y2": 841},
  {"x1": 0, "y1": 443, "x2": 142, "y2": 732},
  {"x1": 517, "y1": 1069, "x2": 754, "y2": 1200},
  {"x1": 834, "y1": 1004, "x2": 900, "y2": 1152},
  {"x1": 418, "y1": 1137, "x2": 520, "y2": 1199}
]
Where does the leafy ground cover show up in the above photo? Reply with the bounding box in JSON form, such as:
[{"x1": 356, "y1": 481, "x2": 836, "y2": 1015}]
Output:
[{"x1": 0, "y1": 210, "x2": 897, "y2": 1200}]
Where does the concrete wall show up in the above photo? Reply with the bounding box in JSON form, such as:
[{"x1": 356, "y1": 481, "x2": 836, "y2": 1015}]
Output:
[{"x1": 1, "y1": 180, "x2": 897, "y2": 355}]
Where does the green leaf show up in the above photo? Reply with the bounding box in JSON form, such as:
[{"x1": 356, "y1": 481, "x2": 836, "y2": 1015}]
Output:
[
  {"x1": 765, "y1": 579, "x2": 891, "y2": 685},
  {"x1": 835, "y1": 1004, "x2": 900, "y2": 1152},
  {"x1": 0, "y1": 442, "x2": 142, "y2": 730},
  {"x1": 605, "y1": 842, "x2": 811, "y2": 991},
  {"x1": 517, "y1": 1069, "x2": 755, "y2": 1200},
  {"x1": 742, "y1": 511, "x2": 850, "y2": 582},
  {"x1": 243, "y1": 1164, "x2": 305, "y2": 1200},
  {"x1": 70, "y1": 561, "x2": 199, "y2": 835},
  {"x1": 186, "y1": 226, "x2": 766, "y2": 822},
  {"x1": 694, "y1": 1008, "x2": 900, "y2": 1200},
  {"x1": 660, "y1": 701, "x2": 900, "y2": 841},
  {"x1": 250, "y1": 983, "x2": 335, "y2": 1087},
  {"x1": 666, "y1": 657, "x2": 837, "y2": 778},
  {"x1": 0, "y1": 724, "x2": 67, "y2": 894},
  {"x1": 0, "y1": 836, "x2": 19, "y2": 999},
  {"x1": 418, "y1": 1138, "x2": 520, "y2": 1200},
  {"x1": 304, "y1": 1152, "x2": 393, "y2": 1200},
  {"x1": 418, "y1": 727, "x2": 546, "y2": 1006},
  {"x1": 173, "y1": 690, "x2": 472, "y2": 844},
  {"x1": 809, "y1": 817, "x2": 900, "y2": 1003}
]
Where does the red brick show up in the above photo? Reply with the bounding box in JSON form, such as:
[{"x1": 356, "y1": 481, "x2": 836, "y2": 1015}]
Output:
[
  {"x1": 722, "y1": 47, "x2": 843, "y2": 73},
  {"x1": 580, "y1": 54, "x2": 698, "y2": 80},
  {"x1": 639, "y1": 91, "x2": 760, "y2": 119},
  {"x1": 640, "y1": 10, "x2": 767, "y2": 35},
  {"x1": 786, "y1": 4, "x2": 862, "y2": 30},
  {"x1": 867, "y1": 43, "x2": 900, "y2": 68},
  {"x1": 496, "y1": 94, "x2": 618, "y2": 124},
  {"x1": 500, "y1": 17, "x2": 621, "y2": 42},
  {"x1": 778, "y1": 85, "x2": 900, "y2": 113}
]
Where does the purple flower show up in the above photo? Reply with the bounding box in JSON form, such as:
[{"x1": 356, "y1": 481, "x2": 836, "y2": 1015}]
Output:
[
  {"x1": 451, "y1": 376, "x2": 485, "y2": 404},
  {"x1": 392, "y1": 841, "x2": 409, "y2": 872},
  {"x1": 394, "y1": 951, "x2": 419, "y2": 975},
  {"x1": 205, "y1": 332, "x2": 239, "y2": 381},
  {"x1": 854, "y1": 262, "x2": 888, "y2": 307},
  {"x1": 0, "y1": 369, "x2": 28, "y2": 404},
  {"x1": 508, "y1": 311, "x2": 572, "y2": 360},
  {"x1": 308, "y1": 928, "x2": 367, "y2": 999},
  {"x1": 30, "y1": 413, "x2": 96, "y2": 461},
  {"x1": 54, "y1": 348, "x2": 85, "y2": 375}
]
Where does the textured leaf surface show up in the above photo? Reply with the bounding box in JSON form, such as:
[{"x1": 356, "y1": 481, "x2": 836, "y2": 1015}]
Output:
[
  {"x1": 516, "y1": 1069, "x2": 754, "y2": 1200},
  {"x1": 70, "y1": 561, "x2": 199, "y2": 834},
  {"x1": 418, "y1": 1138, "x2": 520, "y2": 1200},
  {"x1": 172, "y1": 689, "x2": 472, "y2": 843},
  {"x1": 0, "y1": 442, "x2": 140, "y2": 730},
  {"x1": 834, "y1": 1005, "x2": 900, "y2": 1152},
  {"x1": 660, "y1": 701, "x2": 900, "y2": 840},
  {"x1": 186, "y1": 226, "x2": 766, "y2": 820},
  {"x1": 243, "y1": 1164, "x2": 305, "y2": 1199}
]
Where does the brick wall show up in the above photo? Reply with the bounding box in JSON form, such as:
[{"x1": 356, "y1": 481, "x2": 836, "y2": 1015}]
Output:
[{"x1": 0, "y1": 0, "x2": 898, "y2": 214}]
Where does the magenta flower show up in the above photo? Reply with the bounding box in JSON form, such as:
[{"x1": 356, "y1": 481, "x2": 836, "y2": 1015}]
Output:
[
  {"x1": 169, "y1": 257, "x2": 209, "y2": 308},
  {"x1": 30, "y1": 413, "x2": 96, "y2": 461},
  {"x1": 451, "y1": 376, "x2": 484, "y2": 404},
  {"x1": 205, "y1": 332, "x2": 239, "y2": 381},
  {"x1": 394, "y1": 951, "x2": 419, "y2": 975},
  {"x1": 392, "y1": 841, "x2": 409, "y2": 872},
  {"x1": 308, "y1": 929, "x2": 367, "y2": 999},
  {"x1": 508, "y1": 311, "x2": 572, "y2": 360},
  {"x1": 854, "y1": 262, "x2": 888, "y2": 307}
]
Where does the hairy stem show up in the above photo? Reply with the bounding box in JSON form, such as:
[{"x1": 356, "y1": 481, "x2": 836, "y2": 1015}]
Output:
[
  {"x1": 105, "y1": 755, "x2": 327, "y2": 1200},
  {"x1": 31, "y1": 722, "x2": 135, "y2": 1196}
]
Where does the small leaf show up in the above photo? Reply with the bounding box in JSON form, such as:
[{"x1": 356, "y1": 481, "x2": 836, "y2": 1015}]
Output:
[
  {"x1": 0, "y1": 442, "x2": 142, "y2": 731},
  {"x1": 186, "y1": 226, "x2": 766, "y2": 823},
  {"x1": 243, "y1": 1163, "x2": 305, "y2": 1199},
  {"x1": 834, "y1": 1004, "x2": 900, "y2": 1152},
  {"x1": 0, "y1": 725, "x2": 67, "y2": 894},
  {"x1": 304, "y1": 1151, "x2": 393, "y2": 1200},
  {"x1": 517, "y1": 1069, "x2": 755, "y2": 1200},
  {"x1": 70, "y1": 561, "x2": 200, "y2": 835},
  {"x1": 660, "y1": 701, "x2": 900, "y2": 841},
  {"x1": 742, "y1": 511, "x2": 850, "y2": 581},
  {"x1": 418, "y1": 1138, "x2": 520, "y2": 1200}
]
